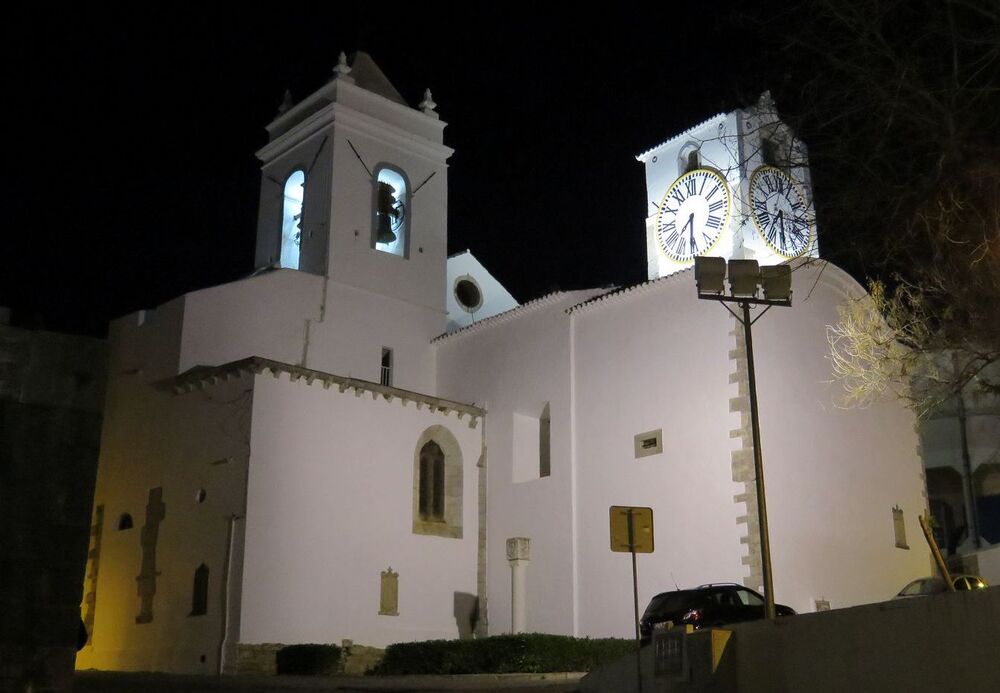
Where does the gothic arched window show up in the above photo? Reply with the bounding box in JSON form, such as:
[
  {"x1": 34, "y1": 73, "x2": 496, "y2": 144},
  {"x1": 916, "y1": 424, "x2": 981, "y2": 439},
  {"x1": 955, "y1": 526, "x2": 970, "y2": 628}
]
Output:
[
  {"x1": 412, "y1": 426, "x2": 463, "y2": 538},
  {"x1": 372, "y1": 165, "x2": 409, "y2": 257},
  {"x1": 190, "y1": 564, "x2": 209, "y2": 616},
  {"x1": 280, "y1": 170, "x2": 305, "y2": 270},
  {"x1": 419, "y1": 441, "x2": 445, "y2": 521}
]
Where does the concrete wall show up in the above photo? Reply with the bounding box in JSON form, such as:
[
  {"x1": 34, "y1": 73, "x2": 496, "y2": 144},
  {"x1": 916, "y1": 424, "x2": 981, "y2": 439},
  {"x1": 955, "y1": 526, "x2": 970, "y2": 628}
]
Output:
[
  {"x1": 583, "y1": 586, "x2": 1000, "y2": 692},
  {"x1": 238, "y1": 370, "x2": 481, "y2": 647}
]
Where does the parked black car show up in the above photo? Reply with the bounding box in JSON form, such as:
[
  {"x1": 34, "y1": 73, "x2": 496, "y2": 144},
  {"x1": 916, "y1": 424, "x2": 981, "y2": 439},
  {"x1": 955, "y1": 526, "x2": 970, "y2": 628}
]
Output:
[{"x1": 639, "y1": 584, "x2": 795, "y2": 642}]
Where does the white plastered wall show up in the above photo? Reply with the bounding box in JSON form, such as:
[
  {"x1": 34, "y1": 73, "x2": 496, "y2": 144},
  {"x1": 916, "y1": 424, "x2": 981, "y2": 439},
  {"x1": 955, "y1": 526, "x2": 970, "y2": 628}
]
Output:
[
  {"x1": 436, "y1": 290, "x2": 602, "y2": 636},
  {"x1": 570, "y1": 274, "x2": 747, "y2": 638},
  {"x1": 749, "y1": 261, "x2": 929, "y2": 611},
  {"x1": 178, "y1": 270, "x2": 324, "y2": 373},
  {"x1": 570, "y1": 261, "x2": 927, "y2": 632},
  {"x1": 239, "y1": 371, "x2": 481, "y2": 647}
]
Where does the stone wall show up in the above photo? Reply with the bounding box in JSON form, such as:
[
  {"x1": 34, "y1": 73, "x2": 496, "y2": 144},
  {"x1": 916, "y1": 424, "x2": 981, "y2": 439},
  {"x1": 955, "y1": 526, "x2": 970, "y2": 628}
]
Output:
[
  {"x1": 232, "y1": 643, "x2": 283, "y2": 676},
  {"x1": 0, "y1": 324, "x2": 106, "y2": 692},
  {"x1": 233, "y1": 641, "x2": 385, "y2": 676}
]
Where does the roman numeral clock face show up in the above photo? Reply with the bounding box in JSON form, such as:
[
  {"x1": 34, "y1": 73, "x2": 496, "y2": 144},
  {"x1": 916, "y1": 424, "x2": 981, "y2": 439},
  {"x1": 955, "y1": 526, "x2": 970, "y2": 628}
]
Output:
[
  {"x1": 656, "y1": 169, "x2": 732, "y2": 262},
  {"x1": 749, "y1": 166, "x2": 814, "y2": 258}
]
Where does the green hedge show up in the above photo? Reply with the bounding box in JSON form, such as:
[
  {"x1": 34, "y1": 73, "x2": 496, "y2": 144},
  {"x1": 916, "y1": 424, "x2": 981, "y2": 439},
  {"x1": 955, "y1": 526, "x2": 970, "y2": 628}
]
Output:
[
  {"x1": 371, "y1": 634, "x2": 634, "y2": 675},
  {"x1": 275, "y1": 643, "x2": 343, "y2": 675}
]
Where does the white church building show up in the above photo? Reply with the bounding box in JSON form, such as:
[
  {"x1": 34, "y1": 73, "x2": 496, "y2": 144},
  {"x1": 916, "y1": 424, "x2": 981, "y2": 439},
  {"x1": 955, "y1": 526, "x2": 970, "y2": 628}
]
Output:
[{"x1": 76, "y1": 53, "x2": 930, "y2": 674}]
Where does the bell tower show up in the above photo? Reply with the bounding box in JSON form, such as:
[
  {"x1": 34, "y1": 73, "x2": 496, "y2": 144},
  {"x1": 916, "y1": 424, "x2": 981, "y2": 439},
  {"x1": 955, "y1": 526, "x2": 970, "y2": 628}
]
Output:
[{"x1": 252, "y1": 52, "x2": 453, "y2": 391}]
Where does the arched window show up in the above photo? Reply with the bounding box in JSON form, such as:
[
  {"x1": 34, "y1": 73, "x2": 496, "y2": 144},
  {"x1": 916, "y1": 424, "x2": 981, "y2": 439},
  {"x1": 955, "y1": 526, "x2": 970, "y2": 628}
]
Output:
[
  {"x1": 372, "y1": 165, "x2": 408, "y2": 257},
  {"x1": 412, "y1": 425, "x2": 463, "y2": 538},
  {"x1": 117, "y1": 513, "x2": 133, "y2": 530},
  {"x1": 419, "y1": 441, "x2": 445, "y2": 521},
  {"x1": 280, "y1": 170, "x2": 305, "y2": 270},
  {"x1": 190, "y1": 564, "x2": 209, "y2": 616},
  {"x1": 679, "y1": 143, "x2": 701, "y2": 174}
]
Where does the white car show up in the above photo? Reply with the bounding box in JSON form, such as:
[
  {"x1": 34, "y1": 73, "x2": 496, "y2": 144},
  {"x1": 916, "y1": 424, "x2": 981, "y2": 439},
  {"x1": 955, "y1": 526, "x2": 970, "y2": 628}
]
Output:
[{"x1": 894, "y1": 574, "x2": 988, "y2": 598}]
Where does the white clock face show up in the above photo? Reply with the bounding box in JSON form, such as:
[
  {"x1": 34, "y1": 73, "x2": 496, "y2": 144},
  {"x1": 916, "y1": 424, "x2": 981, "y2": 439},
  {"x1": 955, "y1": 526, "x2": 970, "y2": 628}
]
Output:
[
  {"x1": 655, "y1": 168, "x2": 732, "y2": 262},
  {"x1": 749, "y1": 166, "x2": 813, "y2": 258}
]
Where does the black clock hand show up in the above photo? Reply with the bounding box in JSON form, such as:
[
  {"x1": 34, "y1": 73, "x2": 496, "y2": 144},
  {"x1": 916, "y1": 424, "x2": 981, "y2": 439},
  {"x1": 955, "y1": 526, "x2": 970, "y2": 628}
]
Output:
[
  {"x1": 685, "y1": 213, "x2": 695, "y2": 252},
  {"x1": 776, "y1": 210, "x2": 786, "y2": 248}
]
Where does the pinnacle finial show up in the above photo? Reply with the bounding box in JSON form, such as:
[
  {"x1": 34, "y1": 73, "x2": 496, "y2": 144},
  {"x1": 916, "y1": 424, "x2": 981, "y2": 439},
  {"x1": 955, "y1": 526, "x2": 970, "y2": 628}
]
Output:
[
  {"x1": 277, "y1": 89, "x2": 294, "y2": 115},
  {"x1": 333, "y1": 51, "x2": 354, "y2": 83},
  {"x1": 420, "y1": 88, "x2": 438, "y2": 118}
]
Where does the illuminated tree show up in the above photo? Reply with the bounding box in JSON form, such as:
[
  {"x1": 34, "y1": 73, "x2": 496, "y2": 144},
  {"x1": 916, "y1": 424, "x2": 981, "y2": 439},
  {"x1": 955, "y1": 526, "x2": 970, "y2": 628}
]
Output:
[{"x1": 759, "y1": 0, "x2": 1000, "y2": 414}]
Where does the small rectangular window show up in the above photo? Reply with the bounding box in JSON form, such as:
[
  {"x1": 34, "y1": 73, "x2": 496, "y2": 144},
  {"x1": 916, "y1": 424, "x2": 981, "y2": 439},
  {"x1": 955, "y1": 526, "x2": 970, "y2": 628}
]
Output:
[
  {"x1": 380, "y1": 348, "x2": 393, "y2": 387},
  {"x1": 634, "y1": 429, "x2": 663, "y2": 459},
  {"x1": 892, "y1": 505, "x2": 909, "y2": 549},
  {"x1": 539, "y1": 403, "x2": 551, "y2": 478}
]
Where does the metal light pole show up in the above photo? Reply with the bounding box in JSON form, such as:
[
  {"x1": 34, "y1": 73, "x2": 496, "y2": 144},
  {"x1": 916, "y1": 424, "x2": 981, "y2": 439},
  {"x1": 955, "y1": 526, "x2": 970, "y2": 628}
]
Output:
[{"x1": 694, "y1": 257, "x2": 792, "y2": 621}]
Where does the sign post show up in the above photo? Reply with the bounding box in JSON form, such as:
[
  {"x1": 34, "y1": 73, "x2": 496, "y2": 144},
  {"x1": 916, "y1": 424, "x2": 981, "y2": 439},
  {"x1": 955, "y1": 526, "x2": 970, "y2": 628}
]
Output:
[{"x1": 610, "y1": 505, "x2": 654, "y2": 691}]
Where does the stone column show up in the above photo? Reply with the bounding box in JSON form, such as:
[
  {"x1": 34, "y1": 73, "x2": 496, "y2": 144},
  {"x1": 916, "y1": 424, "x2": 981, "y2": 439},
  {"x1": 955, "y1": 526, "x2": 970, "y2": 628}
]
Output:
[{"x1": 506, "y1": 537, "x2": 530, "y2": 634}]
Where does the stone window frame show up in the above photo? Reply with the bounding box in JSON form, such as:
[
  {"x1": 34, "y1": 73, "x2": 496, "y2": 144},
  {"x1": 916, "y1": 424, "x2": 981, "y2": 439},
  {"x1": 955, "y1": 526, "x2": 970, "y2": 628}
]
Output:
[{"x1": 412, "y1": 425, "x2": 463, "y2": 538}]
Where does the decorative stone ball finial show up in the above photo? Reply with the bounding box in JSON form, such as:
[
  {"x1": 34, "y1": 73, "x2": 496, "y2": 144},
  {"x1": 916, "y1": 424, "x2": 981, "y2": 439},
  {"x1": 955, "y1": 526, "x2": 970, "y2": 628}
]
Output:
[
  {"x1": 333, "y1": 51, "x2": 354, "y2": 83},
  {"x1": 420, "y1": 88, "x2": 438, "y2": 118}
]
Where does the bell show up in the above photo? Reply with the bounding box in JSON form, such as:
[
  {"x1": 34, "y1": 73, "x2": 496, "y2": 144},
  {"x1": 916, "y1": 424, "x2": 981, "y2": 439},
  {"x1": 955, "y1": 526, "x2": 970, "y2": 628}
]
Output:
[
  {"x1": 376, "y1": 181, "x2": 399, "y2": 244},
  {"x1": 376, "y1": 216, "x2": 397, "y2": 244}
]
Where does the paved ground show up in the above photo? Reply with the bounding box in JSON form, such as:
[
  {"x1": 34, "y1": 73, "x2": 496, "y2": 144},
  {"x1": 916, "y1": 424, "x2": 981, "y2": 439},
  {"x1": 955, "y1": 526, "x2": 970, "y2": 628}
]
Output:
[{"x1": 74, "y1": 671, "x2": 585, "y2": 693}]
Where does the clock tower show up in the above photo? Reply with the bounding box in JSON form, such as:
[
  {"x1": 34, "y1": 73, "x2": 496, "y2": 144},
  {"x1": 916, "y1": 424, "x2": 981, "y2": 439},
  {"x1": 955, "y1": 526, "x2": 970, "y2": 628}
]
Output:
[{"x1": 637, "y1": 92, "x2": 818, "y2": 281}]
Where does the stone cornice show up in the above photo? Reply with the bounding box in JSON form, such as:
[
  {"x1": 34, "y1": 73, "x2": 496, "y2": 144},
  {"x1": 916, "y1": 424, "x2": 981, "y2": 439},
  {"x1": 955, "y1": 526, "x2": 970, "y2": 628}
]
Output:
[
  {"x1": 158, "y1": 356, "x2": 485, "y2": 427},
  {"x1": 256, "y1": 101, "x2": 452, "y2": 167}
]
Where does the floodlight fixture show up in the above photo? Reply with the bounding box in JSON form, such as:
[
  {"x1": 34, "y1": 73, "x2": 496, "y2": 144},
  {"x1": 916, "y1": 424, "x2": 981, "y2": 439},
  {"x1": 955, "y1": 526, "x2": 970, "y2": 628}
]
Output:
[
  {"x1": 694, "y1": 256, "x2": 726, "y2": 296},
  {"x1": 761, "y1": 265, "x2": 792, "y2": 302},
  {"x1": 727, "y1": 259, "x2": 760, "y2": 298}
]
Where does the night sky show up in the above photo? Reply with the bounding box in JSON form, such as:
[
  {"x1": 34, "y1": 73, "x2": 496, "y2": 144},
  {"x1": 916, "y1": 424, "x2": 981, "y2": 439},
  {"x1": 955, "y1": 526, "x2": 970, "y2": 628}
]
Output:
[{"x1": 6, "y1": 5, "x2": 784, "y2": 336}]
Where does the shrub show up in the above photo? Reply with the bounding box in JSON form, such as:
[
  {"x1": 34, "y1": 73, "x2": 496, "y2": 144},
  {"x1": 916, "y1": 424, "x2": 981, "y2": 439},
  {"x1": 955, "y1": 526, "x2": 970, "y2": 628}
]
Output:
[
  {"x1": 275, "y1": 643, "x2": 343, "y2": 675},
  {"x1": 371, "y1": 634, "x2": 634, "y2": 675}
]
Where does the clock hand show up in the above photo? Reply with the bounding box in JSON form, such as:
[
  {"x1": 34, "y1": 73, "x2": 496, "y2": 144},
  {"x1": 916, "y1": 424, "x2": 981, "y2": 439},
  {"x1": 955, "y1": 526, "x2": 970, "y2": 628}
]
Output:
[
  {"x1": 686, "y1": 213, "x2": 695, "y2": 252},
  {"x1": 776, "y1": 210, "x2": 786, "y2": 248}
]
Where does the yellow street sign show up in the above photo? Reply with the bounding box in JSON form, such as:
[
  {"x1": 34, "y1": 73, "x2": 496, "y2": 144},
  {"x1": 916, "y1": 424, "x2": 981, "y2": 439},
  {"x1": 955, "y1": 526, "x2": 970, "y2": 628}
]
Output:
[{"x1": 610, "y1": 505, "x2": 654, "y2": 553}]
